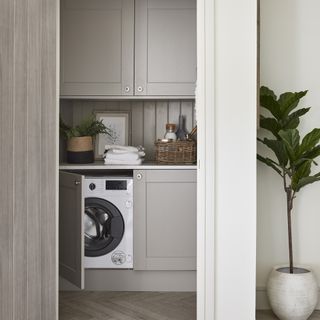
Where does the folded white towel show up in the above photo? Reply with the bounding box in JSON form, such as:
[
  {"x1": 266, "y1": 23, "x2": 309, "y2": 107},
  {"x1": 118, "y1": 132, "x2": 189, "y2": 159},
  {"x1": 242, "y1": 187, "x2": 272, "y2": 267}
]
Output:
[
  {"x1": 104, "y1": 158, "x2": 143, "y2": 165},
  {"x1": 105, "y1": 145, "x2": 141, "y2": 153},
  {"x1": 111, "y1": 149, "x2": 146, "y2": 157},
  {"x1": 105, "y1": 150, "x2": 140, "y2": 161}
]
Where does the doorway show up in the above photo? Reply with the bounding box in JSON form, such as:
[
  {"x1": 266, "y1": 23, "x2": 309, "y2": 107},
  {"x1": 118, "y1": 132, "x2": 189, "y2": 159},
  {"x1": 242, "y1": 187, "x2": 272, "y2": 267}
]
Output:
[{"x1": 58, "y1": 0, "x2": 198, "y2": 319}]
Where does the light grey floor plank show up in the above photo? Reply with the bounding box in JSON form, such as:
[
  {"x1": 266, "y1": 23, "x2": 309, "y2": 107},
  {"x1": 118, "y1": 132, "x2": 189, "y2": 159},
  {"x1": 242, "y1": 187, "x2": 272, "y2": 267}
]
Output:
[
  {"x1": 60, "y1": 291, "x2": 196, "y2": 320},
  {"x1": 256, "y1": 310, "x2": 320, "y2": 320}
]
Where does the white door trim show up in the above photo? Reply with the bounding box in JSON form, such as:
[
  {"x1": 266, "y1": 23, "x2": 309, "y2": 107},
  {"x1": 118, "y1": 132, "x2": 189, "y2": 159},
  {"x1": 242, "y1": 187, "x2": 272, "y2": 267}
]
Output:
[
  {"x1": 196, "y1": 0, "x2": 257, "y2": 319},
  {"x1": 196, "y1": 0, "x2": 215, "y2": 319}
]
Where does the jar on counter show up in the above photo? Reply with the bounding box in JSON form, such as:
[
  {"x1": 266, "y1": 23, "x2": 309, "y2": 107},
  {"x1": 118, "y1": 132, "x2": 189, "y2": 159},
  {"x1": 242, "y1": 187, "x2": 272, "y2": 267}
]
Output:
[{"x1": 164, "y1": 123, "x2": 177, "y2": 140}]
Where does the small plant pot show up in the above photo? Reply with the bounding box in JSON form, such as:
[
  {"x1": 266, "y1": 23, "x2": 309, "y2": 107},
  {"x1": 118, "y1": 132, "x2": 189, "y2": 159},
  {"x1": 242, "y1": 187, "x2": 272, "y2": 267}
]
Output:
[
  {"x1": 267, "y1": 265, "x2": 318, "y2": 320},
  {"x1": 67, "y1": 136, "x2": 94, "y2": 164}
]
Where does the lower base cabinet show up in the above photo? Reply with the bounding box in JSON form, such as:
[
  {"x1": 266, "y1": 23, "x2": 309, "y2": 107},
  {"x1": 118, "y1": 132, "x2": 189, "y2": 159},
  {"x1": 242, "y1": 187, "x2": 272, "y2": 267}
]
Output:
[
  {"x1": 133, "y1": 170, "x2": 197, "y2": 270},
  {"x1": 59, "y1": 168, "x2": 197, "y2": 289}
]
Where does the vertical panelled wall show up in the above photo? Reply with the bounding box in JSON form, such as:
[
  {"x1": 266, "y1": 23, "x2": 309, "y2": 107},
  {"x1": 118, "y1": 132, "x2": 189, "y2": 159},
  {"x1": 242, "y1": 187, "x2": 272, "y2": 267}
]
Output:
[
  {"x1": 0, "y1": 0, "x2": 58, "y2": 319},
  {"x1": 60, "y1": 99, "x2": 196, "y2": 160}
]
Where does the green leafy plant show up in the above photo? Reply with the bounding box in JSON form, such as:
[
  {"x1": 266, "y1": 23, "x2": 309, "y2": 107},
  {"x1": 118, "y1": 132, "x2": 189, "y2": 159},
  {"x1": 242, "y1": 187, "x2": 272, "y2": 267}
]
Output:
[
  {"x1": 258, "y1": 86, "x2": 320, "y2": 273},
  {"x1": 60, "y1": 114, "x2": 112, "y2": 140}
]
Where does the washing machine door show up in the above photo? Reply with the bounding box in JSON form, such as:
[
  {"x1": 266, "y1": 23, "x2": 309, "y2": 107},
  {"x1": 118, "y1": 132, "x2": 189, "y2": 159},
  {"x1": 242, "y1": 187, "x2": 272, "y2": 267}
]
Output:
[{"x1": 84, "y1": 197, "x2": 125, "y2": 257}]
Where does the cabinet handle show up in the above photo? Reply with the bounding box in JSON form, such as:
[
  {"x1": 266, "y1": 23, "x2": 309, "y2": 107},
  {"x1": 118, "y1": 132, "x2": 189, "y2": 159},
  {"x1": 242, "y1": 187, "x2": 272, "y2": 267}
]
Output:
[
  {"x1": 136, "y1": 173, "x2": 142, "y2": 180},
  {"x1": 124, "y1": 86, "x2": 130, "y2": 93},
  {"x1": 74, "y1": 180, "x2": 81, "y2": 185},
  {"x1": 137, "y1": 86, "x2": 143, "y2": 92}
]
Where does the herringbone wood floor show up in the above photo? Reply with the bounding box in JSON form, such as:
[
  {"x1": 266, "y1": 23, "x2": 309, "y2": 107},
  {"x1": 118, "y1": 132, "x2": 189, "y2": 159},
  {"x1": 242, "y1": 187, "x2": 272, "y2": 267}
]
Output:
[
  {"x1": 60, "y1": 291, "x2": 196, "y2": 320},
  {"x1": 256, "y1": 310, "x2": 320, "y2": 319}
]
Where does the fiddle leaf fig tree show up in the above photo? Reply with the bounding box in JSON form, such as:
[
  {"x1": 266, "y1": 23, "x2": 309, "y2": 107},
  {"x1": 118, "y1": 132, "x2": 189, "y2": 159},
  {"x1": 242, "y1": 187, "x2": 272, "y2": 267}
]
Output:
[{"x1": 258, "y1": 86, "x2": 320, "y2": 273}]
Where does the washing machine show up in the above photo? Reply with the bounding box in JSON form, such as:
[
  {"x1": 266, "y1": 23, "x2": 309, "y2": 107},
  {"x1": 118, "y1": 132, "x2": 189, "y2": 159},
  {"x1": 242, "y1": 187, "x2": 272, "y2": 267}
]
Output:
[{"x1": 83, "y1": 176, "x2": 133, "y2": 269}]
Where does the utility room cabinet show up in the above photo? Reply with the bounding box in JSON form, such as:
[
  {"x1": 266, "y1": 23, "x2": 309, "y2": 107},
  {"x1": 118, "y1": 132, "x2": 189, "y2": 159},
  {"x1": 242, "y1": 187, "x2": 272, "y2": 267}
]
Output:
[
  {"x1": 60, "y1": 0, "x2": 196, "y2": 97},
  {"x1": 133, "y1": 170, "x2": 196, "y2": 270},
  {"x1": 60, "y1": 0, "x2": 134, "y2": 96},
  {"x1": 135, "y1": 0, "x2": 196, "y2": 96}
]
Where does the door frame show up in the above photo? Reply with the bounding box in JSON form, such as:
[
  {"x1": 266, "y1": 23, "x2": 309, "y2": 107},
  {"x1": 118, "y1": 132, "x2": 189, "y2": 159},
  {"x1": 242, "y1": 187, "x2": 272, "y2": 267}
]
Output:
[
  {"x1": 196, "y1": 0, "x2": 257, "y2": 319},
  {"x1": 54, "y1": 0, "x2": 257, "y2": 318}
]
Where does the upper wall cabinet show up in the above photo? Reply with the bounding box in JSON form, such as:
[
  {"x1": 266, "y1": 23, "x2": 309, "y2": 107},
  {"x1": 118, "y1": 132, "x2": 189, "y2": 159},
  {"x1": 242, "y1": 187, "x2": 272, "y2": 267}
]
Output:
[
  {"x1": 60, "y1": 0, "x2": 196, "y2": 98},
  {"x1": 60, "y1": 0, "x2": 134, "y2": 96},
  {"x1": 135, "y1": 0, "x2": 196, "y2": 96}
]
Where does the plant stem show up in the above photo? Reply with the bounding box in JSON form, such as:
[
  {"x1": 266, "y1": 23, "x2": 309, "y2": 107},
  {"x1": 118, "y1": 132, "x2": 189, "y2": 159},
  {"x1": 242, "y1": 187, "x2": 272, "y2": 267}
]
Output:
[
  {"x1": 286, "y1": 189, "x2": 294, "y2": 274},
  {"x1": 283, "y1": 170, "x2": 294, "y2": 274}
]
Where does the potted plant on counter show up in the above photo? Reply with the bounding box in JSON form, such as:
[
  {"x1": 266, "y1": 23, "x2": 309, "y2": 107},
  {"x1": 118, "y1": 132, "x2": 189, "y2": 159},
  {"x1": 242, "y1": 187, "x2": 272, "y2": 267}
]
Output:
[
  {"x1": 258, "y1": 86, "x2": 320, "y2": 320},
  {"x1": 60, "y1": 114, "x2": 111, "y2": 163}
]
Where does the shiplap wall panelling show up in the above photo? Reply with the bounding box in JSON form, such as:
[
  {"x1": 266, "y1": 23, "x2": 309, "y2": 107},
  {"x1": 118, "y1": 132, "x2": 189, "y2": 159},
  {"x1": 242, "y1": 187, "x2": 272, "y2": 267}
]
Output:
[
  {"x1": 131, "y1": 101, "x2": 144, "y2": 146},
  {"x1": 181, "y1": 101, "x2": 195, "y2": 133},
  {"x1": 0, "y1": 0, "x2": 58, "y2": 319},
  {"x1": 168, "y1": 101, "x2": 181, "y2": 125},
  {"x1": 143, "y1": 101, "x2": 157, "y2": 159},
  {"x1": 155, "y1": 101, "x2": 169, "y2": 140}
]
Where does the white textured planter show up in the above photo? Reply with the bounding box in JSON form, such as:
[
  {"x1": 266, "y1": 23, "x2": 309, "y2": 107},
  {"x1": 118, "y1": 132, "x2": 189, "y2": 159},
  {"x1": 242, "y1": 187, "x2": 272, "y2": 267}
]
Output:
[{"x1": 267, "y1": 265, "x2": 318, "y2": 320}]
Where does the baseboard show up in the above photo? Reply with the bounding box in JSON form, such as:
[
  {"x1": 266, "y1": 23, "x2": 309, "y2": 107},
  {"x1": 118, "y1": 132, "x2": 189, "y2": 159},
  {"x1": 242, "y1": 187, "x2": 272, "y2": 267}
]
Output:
[
  {"x1": 60, "y1": 270, "x2": 196, "y2": 292},
  {"x1": 256, "y1": 287, "x2": 320, "y2": 310}
]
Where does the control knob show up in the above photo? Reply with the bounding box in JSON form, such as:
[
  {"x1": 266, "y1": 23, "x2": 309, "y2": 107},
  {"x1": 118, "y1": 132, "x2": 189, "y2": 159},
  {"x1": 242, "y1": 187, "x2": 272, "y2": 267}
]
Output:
[{"x1": 89, "y1": 183, "x2": 96, "y2": 191}]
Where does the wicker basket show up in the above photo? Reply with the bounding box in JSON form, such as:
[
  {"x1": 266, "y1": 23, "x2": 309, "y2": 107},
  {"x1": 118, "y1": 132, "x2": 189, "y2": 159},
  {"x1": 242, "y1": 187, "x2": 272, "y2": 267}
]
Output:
[{"x1": 155, "y1": 140, "x2": 196, "y2": 164}]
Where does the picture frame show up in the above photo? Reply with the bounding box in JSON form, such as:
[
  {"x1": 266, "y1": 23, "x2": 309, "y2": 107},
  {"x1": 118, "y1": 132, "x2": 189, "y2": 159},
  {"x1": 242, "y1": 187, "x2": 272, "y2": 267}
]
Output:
[{"x1": 95, "y1": 111, "x2": 130, "y2": 159}]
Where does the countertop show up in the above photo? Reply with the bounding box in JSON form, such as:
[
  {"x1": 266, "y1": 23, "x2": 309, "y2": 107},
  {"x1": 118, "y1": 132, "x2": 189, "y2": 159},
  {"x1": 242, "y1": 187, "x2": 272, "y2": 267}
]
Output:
[{"x1": 59, "y1": 160, "x2": 197, "y2": 170}]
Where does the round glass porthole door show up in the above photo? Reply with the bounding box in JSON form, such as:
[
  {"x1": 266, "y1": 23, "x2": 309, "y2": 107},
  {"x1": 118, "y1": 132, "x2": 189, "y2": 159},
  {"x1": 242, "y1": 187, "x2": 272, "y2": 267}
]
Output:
[{"x1": 84, "y1": 197, "x2": 125, "y2": 257}]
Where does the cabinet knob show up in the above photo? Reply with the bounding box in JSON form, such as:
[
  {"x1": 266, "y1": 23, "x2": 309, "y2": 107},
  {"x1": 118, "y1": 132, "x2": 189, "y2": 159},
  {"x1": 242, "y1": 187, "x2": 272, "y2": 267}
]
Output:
[
  {"x1": 137, "y1": 86, "x2": 143, "y2": 92},
  {"x1": 124, "y1": 86, "x2": 130, "y2": 93},
  {"x1": 136, "y1": 173, "x2": 142, "y2": 180},
  {"x1": 74, "y1": 180, "x2": 81, "y2": 186}
]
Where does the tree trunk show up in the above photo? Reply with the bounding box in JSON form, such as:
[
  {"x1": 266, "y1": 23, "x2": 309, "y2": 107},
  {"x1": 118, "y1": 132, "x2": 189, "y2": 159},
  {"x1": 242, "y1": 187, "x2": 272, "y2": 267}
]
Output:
[{"x1": 286, "y1": 190, "x2": 294, "y2": 273}]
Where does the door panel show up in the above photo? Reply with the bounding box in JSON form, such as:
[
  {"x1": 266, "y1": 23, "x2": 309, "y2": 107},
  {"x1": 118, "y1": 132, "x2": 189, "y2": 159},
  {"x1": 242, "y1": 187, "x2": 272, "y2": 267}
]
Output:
[
  {"x1": 60, "y1": 0, "x2": 134, "y2": 96},
  {"x1": 134, "y1": 170, "x2": 197, "y2": 270},
  {"x1": 0, "y1": 0, "x2": 58, "y2": 318},
  {"x1": 59, "y1": 171, "x2": 85, "y2": 289},
  {"x1": 135, "y1": 0, "x2": 196, "y2": 96}
]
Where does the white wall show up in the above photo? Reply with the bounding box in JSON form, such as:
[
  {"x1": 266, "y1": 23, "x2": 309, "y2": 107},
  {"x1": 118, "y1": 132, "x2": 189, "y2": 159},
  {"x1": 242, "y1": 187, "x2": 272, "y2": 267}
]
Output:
[{"x1": 257, "y1": 0, "x2": 320, "y2": 309}]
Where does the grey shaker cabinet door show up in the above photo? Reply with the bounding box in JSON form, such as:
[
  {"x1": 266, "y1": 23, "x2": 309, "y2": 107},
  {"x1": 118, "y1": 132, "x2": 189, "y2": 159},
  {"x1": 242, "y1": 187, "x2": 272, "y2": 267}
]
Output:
[
  {"x1": 135, "y1": 0, "x2": 197, "y2": 96},
  {"x1": 60, "y1": 0, "x2": 134, "y2": 96},
  {"x1": 134, "y1": 170, "x2": 197, "y2": 270},
  {"x1": 59, "y1": 171, "x2": 85, "y2": 289}
]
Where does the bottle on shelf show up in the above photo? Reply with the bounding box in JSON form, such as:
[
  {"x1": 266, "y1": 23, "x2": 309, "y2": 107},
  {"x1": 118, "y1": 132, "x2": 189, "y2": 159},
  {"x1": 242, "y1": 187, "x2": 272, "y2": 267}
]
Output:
[
  {"x1": 164, "y1": 123, "x2": 177, "y2": 141},
  {"x1": 176, "y1": 115, "x2": 188, "y2": 140}
]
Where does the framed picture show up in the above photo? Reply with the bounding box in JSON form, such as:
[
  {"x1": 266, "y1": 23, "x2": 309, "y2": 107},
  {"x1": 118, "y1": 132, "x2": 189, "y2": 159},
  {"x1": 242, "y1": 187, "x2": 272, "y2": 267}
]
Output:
[{"x1": 95, "y1": 111, "x2": 130, "y2": 158}]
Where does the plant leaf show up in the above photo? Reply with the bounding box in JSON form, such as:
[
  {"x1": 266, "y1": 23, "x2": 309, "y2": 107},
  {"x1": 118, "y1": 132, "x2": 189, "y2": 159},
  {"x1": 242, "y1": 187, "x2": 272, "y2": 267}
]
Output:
[
  {"x1": 259, "y1": 116, "x2": 281, "y2": 137},
  {"x1": 302, "y1": 145, "x2": 320, "y2": 161},
  {"x1": 292, "y1": 160, "x2": 312, "y2": 190},
  {"x1": 257, "y1": 154, "x2": 282, "y2": 176},
  {"x1": 260, "y1": 95, "x2": 282, "y2": 120},
  {"x1": 281, "y1": 108, "x2": 310, "y2": 130},
  {"x1": 259, "y1": 138, "x2": 288, "y2": 166},
  {"x1": 294, "y1": 175, "x2": 320, "y2": 192},
  {"x1": 278, "y1": 91, "x2": 308, "y2": 118},
  {"x1": 279, "y1": 129, "x2": 300, "y2": 162},
  {"x1": 299, "y1": 128, "x2": 320, "y2": 156},
  {"x1": 260, "y1": 86, "x2": 277, "y2": 100}
]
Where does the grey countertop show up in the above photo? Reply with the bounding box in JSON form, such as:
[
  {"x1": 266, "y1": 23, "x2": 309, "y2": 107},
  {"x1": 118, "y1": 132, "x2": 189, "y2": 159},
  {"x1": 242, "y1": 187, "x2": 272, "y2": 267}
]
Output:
[{"x1": 59, "y1": 160, "x2": 197, "y2": 170}]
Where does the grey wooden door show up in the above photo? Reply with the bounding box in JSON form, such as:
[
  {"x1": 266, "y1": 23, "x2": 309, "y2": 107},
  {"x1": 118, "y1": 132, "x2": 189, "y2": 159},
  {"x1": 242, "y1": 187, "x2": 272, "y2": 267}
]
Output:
[
  {"x1": 135, "y1": 0, "x2": 197, "y2": 96},
  {"x1": 59, "y1": 171, "x2": 85, "y2": 289},
  {"x1": 60, "y1": 0, "x2": 134, "y2": 96},
  {"x1": 133, "y1": 170, "x2": 197, "y2": 270},
  {"x1": 0, "y1": 0, "x2": 58, "y2": 319}
]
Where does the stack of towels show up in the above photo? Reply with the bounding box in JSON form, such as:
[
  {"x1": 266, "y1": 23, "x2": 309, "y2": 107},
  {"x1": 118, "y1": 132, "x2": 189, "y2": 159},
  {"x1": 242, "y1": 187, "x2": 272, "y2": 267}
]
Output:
[{"x1": 104, "y1": 145, "x2": 145, "y2": 165}]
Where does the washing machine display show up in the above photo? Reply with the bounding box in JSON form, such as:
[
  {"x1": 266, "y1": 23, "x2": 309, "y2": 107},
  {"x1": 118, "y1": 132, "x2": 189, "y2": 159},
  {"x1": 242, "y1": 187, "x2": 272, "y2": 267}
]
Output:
[{"x1": 83, "y1": 176, "x2": 133, "y2": 269}]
